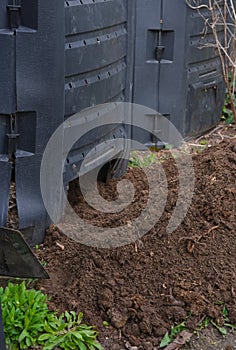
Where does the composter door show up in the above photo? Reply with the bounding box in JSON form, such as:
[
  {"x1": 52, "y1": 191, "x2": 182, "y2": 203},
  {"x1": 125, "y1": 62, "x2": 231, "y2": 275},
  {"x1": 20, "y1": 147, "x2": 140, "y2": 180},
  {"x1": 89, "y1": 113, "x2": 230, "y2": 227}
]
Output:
[
  {"x1": 133, "y1": 0, "x2": 225, "y2": 141},
  {"x1": 132, "y1": 0, "x2": 162, "y2": 146}
]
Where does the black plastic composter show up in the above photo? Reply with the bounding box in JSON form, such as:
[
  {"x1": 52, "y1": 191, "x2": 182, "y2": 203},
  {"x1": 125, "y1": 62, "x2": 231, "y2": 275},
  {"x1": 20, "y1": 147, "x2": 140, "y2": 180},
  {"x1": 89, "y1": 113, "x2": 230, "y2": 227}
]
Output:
[{"x1": 0, "y1": 0, "x2": 226, "y2": 244}]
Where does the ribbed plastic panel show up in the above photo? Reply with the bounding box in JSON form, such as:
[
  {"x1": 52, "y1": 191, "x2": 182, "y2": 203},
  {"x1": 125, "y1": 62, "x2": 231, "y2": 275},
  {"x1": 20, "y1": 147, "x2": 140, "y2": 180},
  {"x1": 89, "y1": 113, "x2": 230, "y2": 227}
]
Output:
[{"x1": 65, "y1": 0, "x2": 129, "y2": 115}]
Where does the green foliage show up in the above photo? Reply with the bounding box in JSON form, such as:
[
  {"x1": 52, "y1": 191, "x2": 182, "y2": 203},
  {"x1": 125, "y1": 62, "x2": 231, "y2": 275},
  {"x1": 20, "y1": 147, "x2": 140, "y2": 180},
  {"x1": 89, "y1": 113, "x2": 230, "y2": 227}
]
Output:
[
  {"x1": 198, "y1": 306, "x2": 236, "y2": 336},
  {"x1": 199, "y1": 139, "x2": 208, "y2": 146},
  {"x1": 164, "y1": 144, "x2": 174, "y2": 150},
  {"x1": 0, "y1": 282, "x2": 103, "y2": 350},
  {"x1": 160, "y1": 306, "x2": 236, "y2": 348},
  {"x1": 129, "y1": 151, "x2": 157, "y2": 167},
  {"x1": 210, "y1": 320, "x2": 227, "y2": 336},
  {"x1": 0, "y1": 281, "x2": 48, "y2": 349},
  {"x1": 160, "y1": 320, "x2": 186, "y2": 348},
  {"x1": 222, "y1": 74, "x2": 236, "y2": 124},
  {"x1": 223, "y1": 305, "x2": 235, "y2": 327},
  {"x1": 160, "y1": 332, "x2": 171, "y2": 348},
  {"x1": 222, "y1": 105, "x2": 234, "y2": 125},
  {"x1": 38, "y1": 311, "x2": 103, "y2": 350}
]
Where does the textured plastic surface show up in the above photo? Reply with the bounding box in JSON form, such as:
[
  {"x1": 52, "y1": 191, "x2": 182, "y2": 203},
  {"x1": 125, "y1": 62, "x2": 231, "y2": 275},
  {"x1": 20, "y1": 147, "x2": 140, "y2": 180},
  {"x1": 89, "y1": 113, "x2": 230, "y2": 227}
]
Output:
[
  {"x1": 0, "y1": 0, "x2": 65, "y2": 244},
  {"x1": 64, "y1": 0, "x2": 134, "y2": 182},
  {"x1": 13, "y1": 0, "x2": 65, "y2": 244},
  {"x1": 0, "y1": 0, "x2": 134, "y2": 244},
  {"x1": 65, "y1": 0, "x2": 128, "y2": 114},
  {"x1": 0, "y1": 0, "x2": 14, "y2": 226},
  {"x1": 133, "y1": 0, "x2": 225, "y2": 140}
]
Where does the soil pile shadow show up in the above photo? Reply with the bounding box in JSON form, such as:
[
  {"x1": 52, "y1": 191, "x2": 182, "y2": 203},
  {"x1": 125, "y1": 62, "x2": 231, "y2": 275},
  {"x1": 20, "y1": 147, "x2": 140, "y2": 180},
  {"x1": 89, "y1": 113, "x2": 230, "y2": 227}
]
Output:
[{"x1": 37, "y1": 139, "x2": 236, "y2": 350}]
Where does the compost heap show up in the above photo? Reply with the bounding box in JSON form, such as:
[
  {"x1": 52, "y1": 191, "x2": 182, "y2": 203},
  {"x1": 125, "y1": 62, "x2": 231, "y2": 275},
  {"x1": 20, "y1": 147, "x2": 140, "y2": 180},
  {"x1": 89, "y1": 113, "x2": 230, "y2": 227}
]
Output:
[{"x1": 38, "y1": 139, "x2": 236, "y2": 350}]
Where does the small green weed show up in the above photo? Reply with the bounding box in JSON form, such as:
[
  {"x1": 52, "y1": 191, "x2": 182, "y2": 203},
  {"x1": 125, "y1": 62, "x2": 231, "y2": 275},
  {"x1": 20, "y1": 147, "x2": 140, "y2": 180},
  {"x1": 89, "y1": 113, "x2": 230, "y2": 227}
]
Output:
[
  {"x1": 160, "y1": 320, "x2": 187, "y2": 348},
  {"x1": 222, "y1": 76, "x2": 236, "y2": 125},
  {"x1": 164, "y1": 144, "x2": 174, "y2": 150},
  {"x1": 222, "y1": 105, "x2": 234, "y2": 124},
  {"x1": 222, "y1": 306, "x2": 236, "y2": 331},
  {"x1": 199, "y1": 139, "x2": 208, "y2": 146},
  {"x1": 198, "y1": 306, "x2": 236, "y2": 336},
  {"x1": 160, "y1": 306, "x2": 236, "y2": 348},
  {"x1": 129, "y1": 151, "x2": 157, "y2": 168},
  {"x1": 0, "y1": 282, "x2": 103, "y2": 350}
]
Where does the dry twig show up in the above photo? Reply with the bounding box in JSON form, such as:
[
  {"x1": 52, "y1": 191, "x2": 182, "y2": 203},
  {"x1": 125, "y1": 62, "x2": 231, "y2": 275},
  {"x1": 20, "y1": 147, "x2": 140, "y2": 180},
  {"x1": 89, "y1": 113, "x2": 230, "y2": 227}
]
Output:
[{"x1": 179, "y1": 225, "x2": 220, "y2": 253}]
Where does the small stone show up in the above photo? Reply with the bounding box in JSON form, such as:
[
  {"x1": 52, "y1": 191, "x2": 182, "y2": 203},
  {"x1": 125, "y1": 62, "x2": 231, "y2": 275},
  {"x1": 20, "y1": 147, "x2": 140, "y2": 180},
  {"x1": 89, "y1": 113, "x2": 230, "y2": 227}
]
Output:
[
  {"x1": 108, "y1": 307, "x2": 129, "y2": 328},
  {"x1": 124, "y1": 342, "x2": 138, "y2": 350},
  {"x1": 97, "y1": 288, "x2": 114, "y2": 310},
  {"x1": 128, "y1": 334, "x2": 141, "y2": 347},
  {"x1": 143, "y1": 341, "x2": 153, "y2": 350},
  {"x1": 139, "y1": 320, "x2": 152, "y2": 335},
  {"x1": 125, "y1": 341, "x2": 131, "y2": 349}
]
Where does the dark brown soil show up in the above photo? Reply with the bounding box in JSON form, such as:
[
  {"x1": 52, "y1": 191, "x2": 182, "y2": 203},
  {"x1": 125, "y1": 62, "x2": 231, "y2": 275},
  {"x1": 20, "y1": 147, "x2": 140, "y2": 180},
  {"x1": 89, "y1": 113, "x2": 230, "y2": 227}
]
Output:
[{"x1": 37, "y1": 138, "x2": 236, "y2": 350}]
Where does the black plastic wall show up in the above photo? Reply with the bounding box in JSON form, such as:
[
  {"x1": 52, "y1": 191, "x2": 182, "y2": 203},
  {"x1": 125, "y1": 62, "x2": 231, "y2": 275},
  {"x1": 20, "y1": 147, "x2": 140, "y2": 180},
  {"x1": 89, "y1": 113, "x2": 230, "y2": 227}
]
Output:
[
  {"x1": 133, "y1": 0, "x2": 225, "y2": 141},
  {"x1": 0, "y1": 0, "x2": 65, "y2": 243},
  {"x1": 0, "y1": 1, "x2": 14, "y2": 227},
  {"x1": 0, "y1": 0, "x2": 135, "y2": 244},
  {"x1": 63, "y1": 0, "x2": 135, "y2": 183},
  {"x1": 65, "y1": 0, "x2": 131, "y2": 113}
]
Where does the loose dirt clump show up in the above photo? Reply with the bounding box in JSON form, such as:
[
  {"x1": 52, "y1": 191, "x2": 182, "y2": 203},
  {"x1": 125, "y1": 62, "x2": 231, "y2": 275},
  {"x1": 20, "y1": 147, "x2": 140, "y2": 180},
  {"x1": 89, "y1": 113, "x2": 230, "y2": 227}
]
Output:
[{"x1": 37, "y1": 138, "x2": 236, "y2": 350}]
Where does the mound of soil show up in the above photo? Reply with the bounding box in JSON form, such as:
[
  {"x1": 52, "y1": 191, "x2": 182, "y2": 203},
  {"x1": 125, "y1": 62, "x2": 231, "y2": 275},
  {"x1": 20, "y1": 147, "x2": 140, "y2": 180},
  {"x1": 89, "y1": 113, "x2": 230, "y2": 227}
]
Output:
[{"x1": 37, "y1": 139, "x2": 236, "y2": 350}]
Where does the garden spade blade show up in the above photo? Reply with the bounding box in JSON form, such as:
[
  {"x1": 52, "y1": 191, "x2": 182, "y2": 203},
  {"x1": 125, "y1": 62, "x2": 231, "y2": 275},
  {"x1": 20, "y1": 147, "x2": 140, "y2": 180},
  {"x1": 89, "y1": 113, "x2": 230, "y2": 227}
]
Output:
[{"x1": 0, "y1": 227, "x2": 48, "y2": 279}]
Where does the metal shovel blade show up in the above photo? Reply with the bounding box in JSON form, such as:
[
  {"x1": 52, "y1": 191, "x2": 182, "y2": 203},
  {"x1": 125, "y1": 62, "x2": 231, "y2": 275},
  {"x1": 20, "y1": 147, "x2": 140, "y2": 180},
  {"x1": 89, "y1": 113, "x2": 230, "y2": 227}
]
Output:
[{"x1": 0, "y1": 227, "x2": 49, "y2": 279}]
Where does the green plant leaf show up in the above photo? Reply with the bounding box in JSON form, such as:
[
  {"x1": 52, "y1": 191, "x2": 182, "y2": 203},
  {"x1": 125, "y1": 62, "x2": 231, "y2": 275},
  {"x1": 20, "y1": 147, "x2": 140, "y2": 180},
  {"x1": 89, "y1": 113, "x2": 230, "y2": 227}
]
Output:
[
  {"x1": 38, "y1": 333, "x2": 52, "y2": 341},
  {"x1": 165, "y1": 144, "x2": 174, "y2": 150},
  {"x1": 71, "y1": 331, "x2": 83, "y2": 341},
  {"x1": 170, "y1": 321, "x2": 186, "y2": 338},
  {"x1": 160, "y1": 332, "x2": 171, "y2": 348},
  {"x1": 91, "y1": 341, "x2": 103, "y2": 350},
  {"x1": 211, "y1": 320, "x2": 227, "y2": 335},
  {"x1": 87, "y1": 344, "x2": 96, "y2": 350},
  {"x1": 77, "y1": 312, "x2": 84, "y2": 324},
  {"x1": 18, "y1": 329, "x2": 28, "y2": 343},
  {"x1": 224, "y1": 323, "x2": 236, "y2": 329},
  {"x1": 199, "y1": 139, "x2": 208, "y2": 145},
  {"x1": 76, "y1": 340, "x2": 87, "y2": 350}
]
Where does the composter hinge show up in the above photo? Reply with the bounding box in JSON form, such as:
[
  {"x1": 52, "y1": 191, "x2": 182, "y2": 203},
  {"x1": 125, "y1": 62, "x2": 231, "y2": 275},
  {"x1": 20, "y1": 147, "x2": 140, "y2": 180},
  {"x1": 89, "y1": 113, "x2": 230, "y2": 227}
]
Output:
[
  {"x1": 155, "y1": 27, "x2": 165, "y2": 62},
  {"x1": 7, "y1": 2, "x2": 21, "y2": 29}
]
